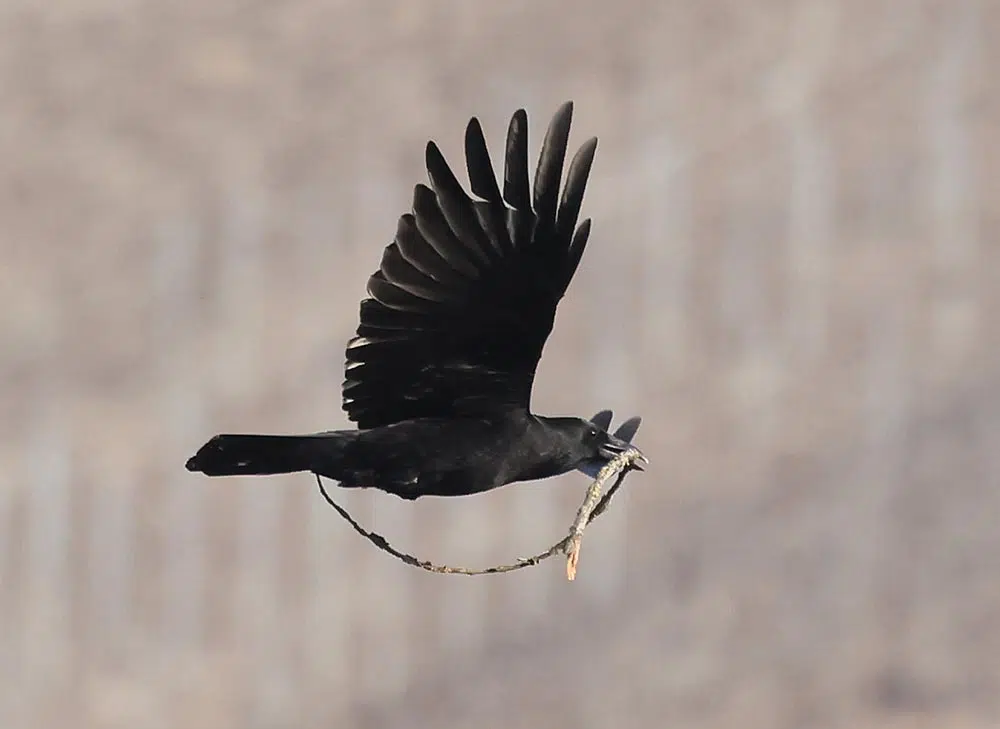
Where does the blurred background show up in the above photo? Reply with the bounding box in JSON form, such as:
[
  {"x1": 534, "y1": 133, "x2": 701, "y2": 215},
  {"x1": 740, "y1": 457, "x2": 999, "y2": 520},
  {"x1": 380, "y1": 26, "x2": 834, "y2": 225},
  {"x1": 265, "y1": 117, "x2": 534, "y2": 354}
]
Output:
[{"x1": 1, "y1": 1, "x2": 998, "y2": 727}]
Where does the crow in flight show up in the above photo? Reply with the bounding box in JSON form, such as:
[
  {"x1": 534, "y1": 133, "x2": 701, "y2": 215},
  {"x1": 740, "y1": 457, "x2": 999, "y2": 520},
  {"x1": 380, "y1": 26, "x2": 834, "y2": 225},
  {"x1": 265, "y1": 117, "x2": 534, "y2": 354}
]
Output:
[{"x1": 186, "y1": 102, "x2": 646, "y2": 499}]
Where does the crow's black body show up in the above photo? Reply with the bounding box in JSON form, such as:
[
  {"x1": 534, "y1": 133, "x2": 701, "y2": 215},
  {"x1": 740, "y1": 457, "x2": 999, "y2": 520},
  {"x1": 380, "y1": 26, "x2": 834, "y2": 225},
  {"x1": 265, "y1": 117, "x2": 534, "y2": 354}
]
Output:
[{"x1": 187, "y1": 102, "x2": 645, "y2": 499}]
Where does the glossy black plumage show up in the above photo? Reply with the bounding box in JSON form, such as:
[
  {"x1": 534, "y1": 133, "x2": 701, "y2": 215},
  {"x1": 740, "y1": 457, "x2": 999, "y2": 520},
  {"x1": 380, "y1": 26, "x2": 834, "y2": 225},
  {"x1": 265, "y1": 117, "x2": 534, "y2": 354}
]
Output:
[
  {"x1": 344, "y1": 102, "x2": 597, "y2": 429},
  {"x1": 186, "y1": 102, "x2": 645, "y2": 499}
]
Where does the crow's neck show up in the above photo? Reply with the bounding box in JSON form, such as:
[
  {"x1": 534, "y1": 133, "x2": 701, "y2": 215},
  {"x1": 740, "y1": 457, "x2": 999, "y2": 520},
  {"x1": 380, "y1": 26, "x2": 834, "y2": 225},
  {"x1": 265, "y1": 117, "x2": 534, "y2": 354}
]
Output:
[{"x1": 512, "y1": 413, "x2": 582, "y2": 481}]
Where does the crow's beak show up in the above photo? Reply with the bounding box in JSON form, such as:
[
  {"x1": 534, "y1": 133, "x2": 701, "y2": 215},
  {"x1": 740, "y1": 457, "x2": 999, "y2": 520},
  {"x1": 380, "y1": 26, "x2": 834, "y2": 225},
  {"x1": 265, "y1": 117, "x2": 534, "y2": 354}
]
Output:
[
  {"x1": 599, "y1": 435, "x2": 647, "y2": 470},
  {"x1": 598, "y1": 437, "x2": 627, "y2": 459},
  {"x1": 576, "y1": 414, "x2": 646, "y2": 479}
]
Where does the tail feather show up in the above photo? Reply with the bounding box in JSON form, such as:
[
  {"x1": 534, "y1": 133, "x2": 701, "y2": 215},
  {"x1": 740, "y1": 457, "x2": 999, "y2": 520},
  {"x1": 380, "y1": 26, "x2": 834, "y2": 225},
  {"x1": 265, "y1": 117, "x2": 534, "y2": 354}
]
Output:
[{"x1": 186, "y1": 432, "x2": 349, "y2": 477}]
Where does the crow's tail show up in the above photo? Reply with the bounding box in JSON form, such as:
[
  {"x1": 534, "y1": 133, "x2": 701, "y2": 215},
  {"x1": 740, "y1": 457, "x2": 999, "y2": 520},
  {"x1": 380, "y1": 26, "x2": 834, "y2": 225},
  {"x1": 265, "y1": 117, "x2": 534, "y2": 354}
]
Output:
[{"x1": 185, "y1": 432, "x2": 351, "y2": 477}]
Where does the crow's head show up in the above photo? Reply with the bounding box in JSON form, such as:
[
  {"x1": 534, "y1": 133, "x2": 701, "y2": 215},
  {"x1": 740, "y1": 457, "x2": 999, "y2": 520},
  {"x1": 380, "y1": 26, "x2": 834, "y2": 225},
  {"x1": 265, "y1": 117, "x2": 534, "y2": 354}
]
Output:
[{"x1": 538, "y1": 415, "x2": 647, "y2": 478}]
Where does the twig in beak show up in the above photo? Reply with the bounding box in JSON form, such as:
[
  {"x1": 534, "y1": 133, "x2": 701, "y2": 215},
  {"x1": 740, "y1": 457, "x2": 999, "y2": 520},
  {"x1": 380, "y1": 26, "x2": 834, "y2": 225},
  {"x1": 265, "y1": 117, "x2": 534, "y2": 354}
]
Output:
[{"x1": 565, "y1": 445, "x2": 646, "y2": 580}]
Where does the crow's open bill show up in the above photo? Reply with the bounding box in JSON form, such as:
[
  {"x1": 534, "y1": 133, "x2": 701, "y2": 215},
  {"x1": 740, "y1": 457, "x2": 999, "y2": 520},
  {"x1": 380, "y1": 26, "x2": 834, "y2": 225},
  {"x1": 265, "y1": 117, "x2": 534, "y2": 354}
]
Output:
[{"x1": 186, "y1": 102, "x2": 646, "y2": 499}]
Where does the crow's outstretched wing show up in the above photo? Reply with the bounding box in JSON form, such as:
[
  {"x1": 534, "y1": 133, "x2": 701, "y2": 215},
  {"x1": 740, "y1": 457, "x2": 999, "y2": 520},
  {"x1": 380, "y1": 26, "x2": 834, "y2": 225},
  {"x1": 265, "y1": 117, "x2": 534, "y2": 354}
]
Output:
[
  {"x1": 343, "y1": 102, "x2": 598, "y2": 429},
  {"x1": 589, "y1": 410, "x2": 614, "y2": 432}
]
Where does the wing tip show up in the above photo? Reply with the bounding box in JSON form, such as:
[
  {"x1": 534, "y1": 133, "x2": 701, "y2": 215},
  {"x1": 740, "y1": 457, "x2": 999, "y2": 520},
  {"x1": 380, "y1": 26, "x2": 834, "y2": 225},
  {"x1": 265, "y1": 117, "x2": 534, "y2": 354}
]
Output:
[
  {"x1": 551, "y1": 100, "x2": 575, "y2": 126},
  {"x1": 425, "y1": 140, "x2": 444, "y2": 169},
  {"x1": 465, "y1": 115, "x2": 484, "y2": 137}
]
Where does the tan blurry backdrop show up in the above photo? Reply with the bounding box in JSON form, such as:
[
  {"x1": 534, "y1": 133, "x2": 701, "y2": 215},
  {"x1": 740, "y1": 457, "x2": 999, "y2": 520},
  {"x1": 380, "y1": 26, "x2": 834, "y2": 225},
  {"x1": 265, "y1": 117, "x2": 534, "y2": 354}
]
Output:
[{"x1": 1, "y1": 1, "x2": 998, "y2": 727}]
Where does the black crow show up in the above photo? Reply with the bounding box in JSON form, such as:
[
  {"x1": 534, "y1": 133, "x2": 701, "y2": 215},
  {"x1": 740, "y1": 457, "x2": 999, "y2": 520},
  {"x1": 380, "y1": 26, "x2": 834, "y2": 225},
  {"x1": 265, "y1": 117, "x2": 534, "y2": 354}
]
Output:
[{"x1": 186, "y1": 102, "x2": 646, "y2": 499}]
